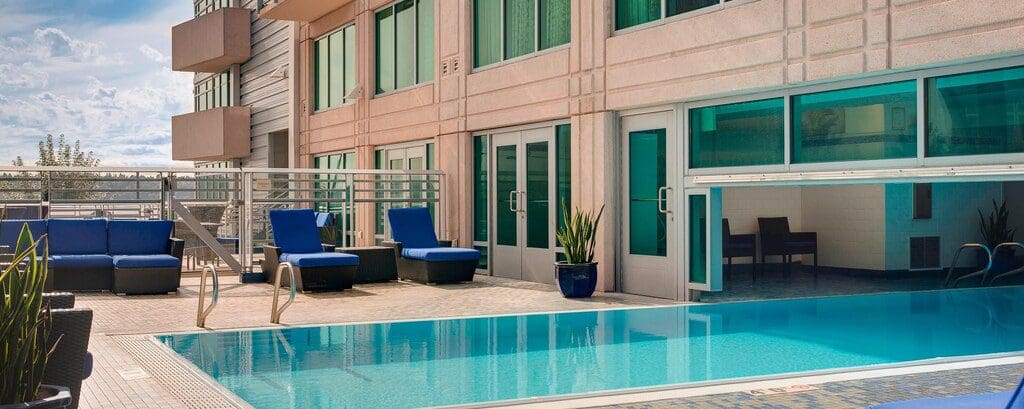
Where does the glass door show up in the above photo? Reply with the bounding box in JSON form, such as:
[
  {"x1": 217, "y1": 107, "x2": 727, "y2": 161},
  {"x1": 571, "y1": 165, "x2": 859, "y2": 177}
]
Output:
[
  {"x1": 492, "y1": 131, "x2": 522, "y2": 279},
  {"x1": 620, "y1": 111, "x2": 678, "y2": 299},
  {"x1": 683, "y1": 188, "x2": 722, "y2": 294}
]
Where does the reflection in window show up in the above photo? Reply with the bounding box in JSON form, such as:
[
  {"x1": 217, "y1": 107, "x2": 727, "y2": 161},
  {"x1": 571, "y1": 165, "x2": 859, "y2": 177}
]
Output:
[
  {"x1": 926, "y1": 65, "x2": 1024, "y2": 157},
  {"x1": 689, "y1": 98, "x2": 784, "y2": 168}
]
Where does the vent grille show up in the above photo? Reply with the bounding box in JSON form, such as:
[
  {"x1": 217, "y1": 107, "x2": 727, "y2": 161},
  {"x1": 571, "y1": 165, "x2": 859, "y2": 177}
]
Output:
[{"x1": 910, "y1": 236, "x2": 940, "y2": 270}]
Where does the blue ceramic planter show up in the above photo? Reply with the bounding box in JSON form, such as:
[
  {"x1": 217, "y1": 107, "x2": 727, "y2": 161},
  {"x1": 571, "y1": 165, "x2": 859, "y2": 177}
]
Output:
[{"x1": 555, "y1": 262, "x2": 597, "y2": 298}]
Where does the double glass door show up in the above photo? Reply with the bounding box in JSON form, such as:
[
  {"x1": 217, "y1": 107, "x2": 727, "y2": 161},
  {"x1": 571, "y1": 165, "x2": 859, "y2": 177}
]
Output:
[{"x1": 491, "y1": 128, "x2": 554, "y2": 283}]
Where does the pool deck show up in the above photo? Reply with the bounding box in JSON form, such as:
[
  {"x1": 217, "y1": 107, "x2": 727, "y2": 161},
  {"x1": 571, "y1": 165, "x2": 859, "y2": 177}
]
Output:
[{"x1": 77, "y1": 274, "x2": 1021, "y2": 408}]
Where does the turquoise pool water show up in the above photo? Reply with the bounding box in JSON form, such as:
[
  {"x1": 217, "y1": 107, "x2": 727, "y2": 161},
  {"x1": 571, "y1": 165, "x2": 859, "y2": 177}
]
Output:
[{"x1": 159, "y1": 286, "x2": 1024, "y2": 408}]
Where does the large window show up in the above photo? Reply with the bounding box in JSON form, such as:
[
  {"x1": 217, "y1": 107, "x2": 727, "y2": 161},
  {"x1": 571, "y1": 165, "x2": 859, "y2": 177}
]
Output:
[
  {"x1": 194, "y1": 71, "x2": 232, "y2": 112},
  {"x1": 473, "y1": 0, "x2": 570, "y2": 68},
  {"x1": 616, "y1": 0, "x2": 730, "y2": 31},
  {"x1": 194, "y1": 0, "x2": 230, "y2": 17},
  {"x1": 375, "y1": 0, "x2": 434, "y2": 94},
  {"x1": 926, "y1": 65, "x2": 1024, "y2": 157},
  {"x1": 792, "y1": 81, "x2": 917, "y2": 164},
  {"x1": 689, "y1": 98, "x2": 784, "y2": 168},
  {"x1": 314, "y1": 25, "x2": 357, "y2": 111}
]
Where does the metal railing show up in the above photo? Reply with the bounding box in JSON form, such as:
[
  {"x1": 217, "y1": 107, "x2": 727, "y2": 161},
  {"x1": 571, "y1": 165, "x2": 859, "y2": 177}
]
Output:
[
  {"x1": 0, "y1": 165, "x2": 446, "y2": 276},
  {"x1": 270, "y1": 262, "x2": 296, "y2": 324},
  {"x1": 944, "y1": 243, "x2": 993, "y2": 288},
  {"x1": 196, "y1": 264, "x2": 219, "y2": 327},
  {"x1": 989, "y1": 242, "x2": 1024, "y2": 285}
]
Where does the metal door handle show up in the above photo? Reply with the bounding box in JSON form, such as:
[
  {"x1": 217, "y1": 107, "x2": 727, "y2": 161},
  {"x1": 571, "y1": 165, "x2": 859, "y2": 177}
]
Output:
[
  {"x1": 518, "y1": 191, "x2": 527, "y2": 213},
  {"x1": 658, "y1": 187, "x2": 672, "y2": 214},
  {"x1": 509, "y1": 190, "x2": 517, "y2": 213}
]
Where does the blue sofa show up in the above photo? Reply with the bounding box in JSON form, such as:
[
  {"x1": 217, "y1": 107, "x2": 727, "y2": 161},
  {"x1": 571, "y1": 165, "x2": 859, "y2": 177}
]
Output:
[
  {"x1": 0, "y1": 219, "x2": 184, "y2": 294},
  {"x1": 384, "y1": 207, "x2": 480, "y2": 284},
  {"x1": 871, "y1": 375, "x2": 1024, "y2": 409},
  {"x1": 263, "y1": 209, "x2": 359, "y2": 292}
]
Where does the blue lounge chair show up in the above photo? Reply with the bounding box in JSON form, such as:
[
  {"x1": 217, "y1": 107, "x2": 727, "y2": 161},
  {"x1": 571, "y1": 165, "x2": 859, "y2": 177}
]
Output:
[
  {"x1": 384, "y1": 207, "x2": 479, "y2": 284},
  {"x1": 263, "y1": 209, "x2": 359, "y2": 292},
  {"x1": 871, "y1": 374, "x2": 1024, "y2": 409}
]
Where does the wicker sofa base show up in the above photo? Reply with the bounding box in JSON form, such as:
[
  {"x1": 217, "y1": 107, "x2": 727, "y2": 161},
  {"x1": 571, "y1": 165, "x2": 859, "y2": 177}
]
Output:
[
  {"x1": 262, "y1": 246, "x2": 357, "y2": 292},
  {"x1": 49, "y1": 267, "x2": 113, "y2": 292},
  {"x1": 113, "y1": 267, "x2": 181, "y2": 295},
  {"x1": 396, "y1": 258, "x2": 477, "y2": 284}
]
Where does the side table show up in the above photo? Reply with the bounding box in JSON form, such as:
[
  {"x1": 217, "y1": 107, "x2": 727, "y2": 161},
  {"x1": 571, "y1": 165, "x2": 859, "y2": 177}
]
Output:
[{"x1": 336, "y1": 246, "x2": 398, "y2": 283}]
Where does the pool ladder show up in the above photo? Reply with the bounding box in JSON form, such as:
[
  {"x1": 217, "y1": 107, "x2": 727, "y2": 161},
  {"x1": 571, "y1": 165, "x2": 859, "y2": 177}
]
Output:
[
  {"x1": 270, "y1": 262, "x2": 297, "y2": 324},
  {"x1": 196, "y1": 264, "x2": 219, "y2": 328},
  {"x1": 989, "y1": 242, "x2": 1024, "y2": 285},
  {"x1": 944, "y1": 243, "x2": 992, "y2": 288}
]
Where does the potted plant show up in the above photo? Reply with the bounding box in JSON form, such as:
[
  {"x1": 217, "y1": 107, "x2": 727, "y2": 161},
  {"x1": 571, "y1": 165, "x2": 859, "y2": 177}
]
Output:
[
  {"x1": 0, "y1": 224, "x2": 71, "y2": 409},
  {"x1": 554, "y1": 201, "x2": 604, "y2": 298},
  {"x1": 979, "y1": 199, "x2": 1018, "y2": 279}
]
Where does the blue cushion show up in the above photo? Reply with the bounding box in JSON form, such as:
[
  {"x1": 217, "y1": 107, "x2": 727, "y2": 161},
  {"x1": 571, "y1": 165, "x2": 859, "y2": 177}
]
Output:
[
  {"x1": 387, "y1": 207, "x2": 439, "y2": 249},
  {"x1": 269, "y1": 209, "x2": 323, "y2": 254},
  {"x1": 48, "y1": 219, "x2": 108, "y2": 255},
  {"x1": 108, "y1": 220, "x2": 172, "y2": 255},
  {"x1": 112, "y1": 254, "x2": 181, "y2": 269},
  {"x1": 315, "y1": 212, "x2": 335, "y2": 228},
  {"x1": 49, "y1": 254, "x2": 113, "y2": 269},
  {"x1": 0, "y1": 219, "x2": 47, "y2": 250},
  {"x1": 280, "y1": 252, "x2": 359, "y2": 268},
  {"x1": 402, "y1": 247, "x2": 481, "y2": 262},
  {"x1": 870, "y1": 391, "x2": 1013, "y2": 409}
]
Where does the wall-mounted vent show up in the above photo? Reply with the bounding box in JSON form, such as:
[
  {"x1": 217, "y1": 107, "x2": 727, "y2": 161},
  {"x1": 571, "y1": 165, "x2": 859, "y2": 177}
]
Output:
[{"x1": 910, "y1": 236, "x2": 940, "y2": 270}]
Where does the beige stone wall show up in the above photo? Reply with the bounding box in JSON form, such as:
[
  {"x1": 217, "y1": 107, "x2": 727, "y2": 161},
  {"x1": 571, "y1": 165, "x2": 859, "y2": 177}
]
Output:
[{"x1": 292, "y1": 0, "x2": 1024, "y2": 292}]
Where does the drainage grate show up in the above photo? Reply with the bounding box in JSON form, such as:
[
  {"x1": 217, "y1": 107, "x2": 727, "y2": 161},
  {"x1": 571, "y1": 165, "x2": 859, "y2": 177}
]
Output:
[{"x1": 115, "y1": 336, "x2": 247, "y2": 409}]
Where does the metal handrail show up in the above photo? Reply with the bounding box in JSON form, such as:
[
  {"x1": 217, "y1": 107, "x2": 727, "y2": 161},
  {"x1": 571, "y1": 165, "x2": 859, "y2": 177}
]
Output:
[
  {"x1": 270, "y1": 262, "x2": 296, "y2": 324},
  {"x1": 988, "y1": 242, "x2": 1024, "y2": 285},
  {"x1": 945, "y1": 243, "x2": 993, "y2": 288},
  {"x1": 196, "y1": 264, "x2": 219, "y2": 327}
]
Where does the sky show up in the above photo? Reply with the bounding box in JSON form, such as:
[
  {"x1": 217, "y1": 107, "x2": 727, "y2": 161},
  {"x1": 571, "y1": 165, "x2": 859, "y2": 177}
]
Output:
[{"x1": 0, "y1": 0, "x2": 194, "y2": 166}]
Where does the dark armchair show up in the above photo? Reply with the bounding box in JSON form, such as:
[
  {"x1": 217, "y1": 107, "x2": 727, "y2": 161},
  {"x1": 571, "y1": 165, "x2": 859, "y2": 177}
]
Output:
[
  {"x1": 757, "y1": 217, "x2": 818, "y2": 279},
  {"x1": 262, "y1": 209, "x2": 359, "y2": 292},
  {"x1": 722, "y1": 219, "x2": 756, "y2": 277},
  {"x1": 384, "y1": 207, "x2": 479, "y2": 284},
  {"x1": 42, "y1": 293, "x2": 93, "y2": 409}
]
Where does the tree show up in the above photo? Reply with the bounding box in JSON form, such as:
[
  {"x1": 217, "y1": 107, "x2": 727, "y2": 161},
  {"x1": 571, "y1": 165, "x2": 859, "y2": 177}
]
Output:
[{"x1": 5, "y1": 134, "x2": 101, "y2": 201}]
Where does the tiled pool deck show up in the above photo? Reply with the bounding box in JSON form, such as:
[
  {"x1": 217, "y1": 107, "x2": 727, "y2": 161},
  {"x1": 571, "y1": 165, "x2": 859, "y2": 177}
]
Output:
[{"x1": 77, "y1": 274, "x2": 1021, "y2": 408}]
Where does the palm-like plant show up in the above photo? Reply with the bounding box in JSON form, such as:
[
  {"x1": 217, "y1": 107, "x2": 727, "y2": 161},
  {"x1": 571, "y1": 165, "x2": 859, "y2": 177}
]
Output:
[
  {"x1": 979, "y1": 199, "x2": 1016, "y2": 249},
  {"x1": 0, "y1": 223, "x2": 53, "y2": 404},
  {"x1": 556, "y1": 200, "x2": 605, "y2": 264}
]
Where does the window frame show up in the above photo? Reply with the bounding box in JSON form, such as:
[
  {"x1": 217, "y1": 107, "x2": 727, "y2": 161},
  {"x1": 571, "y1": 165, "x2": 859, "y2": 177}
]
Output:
[
  {"x1": 193, "y1": 68, "x2": 237, "y2": 112},
  {"x1": 313, "y1": 23, "x2": 357, "y2": 113},
  {"x1": 374, "y1": 0, "x2": 434, "y2": 96},
  {"x1": 471, "y1": 0, "x2": 572, "y2": 71},
  {"x1": 612, "y1": 0, "x2": 759, "y2": 35}
]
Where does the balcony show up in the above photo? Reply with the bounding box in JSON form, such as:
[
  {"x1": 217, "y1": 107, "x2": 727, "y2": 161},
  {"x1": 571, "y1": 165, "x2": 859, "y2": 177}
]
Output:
[
  {"x1": 259, "y1": 0, "x2": 353, "y2": 22},
  {"x1": 171, "y1": 106, "x2": 252, "y2": 161},
  {"x1": 172, "y1": 7, "x2": 251, "y2": 73}
]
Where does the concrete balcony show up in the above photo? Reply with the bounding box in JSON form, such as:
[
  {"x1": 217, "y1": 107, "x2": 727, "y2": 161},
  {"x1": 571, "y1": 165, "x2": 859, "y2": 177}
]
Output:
[
  {"x1": 259, "y1": 0, "x2": 353, "y2": 22},
  {"x1": 171, "y1": 106, "x2": 251, "y2": 161},
  {"x1": 172, "y1": 7, "x2": 251, "y2": 73}
]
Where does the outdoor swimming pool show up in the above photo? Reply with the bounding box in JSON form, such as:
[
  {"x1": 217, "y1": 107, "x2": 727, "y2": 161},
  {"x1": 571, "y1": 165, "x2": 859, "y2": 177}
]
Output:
[{"x1": 158, "y1": 286, "x2": 1024, "y2": 408}]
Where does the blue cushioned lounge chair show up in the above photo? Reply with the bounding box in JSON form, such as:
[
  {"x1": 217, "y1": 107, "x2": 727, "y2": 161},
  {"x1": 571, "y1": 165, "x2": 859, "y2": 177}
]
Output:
[
  {"x1": 263, "y1": 209, "x2": 359, "y2": 292},
  {"x1": 384, "y1": 207, "x2": 479, "y2": 284},
  {"x1": 871, "y1": 375, "x2": 1024, "y2": 409},
  {"x1": 108, "y1": 220, "x2": 183, "y2": 295}
]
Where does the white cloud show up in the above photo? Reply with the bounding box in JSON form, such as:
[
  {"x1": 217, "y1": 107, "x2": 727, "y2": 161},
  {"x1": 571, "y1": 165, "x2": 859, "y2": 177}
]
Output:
[
  {"x1": 138, "y1": 44, "x2": 170, "y2": 64},
  {"x1": 0, "y1": 63, "x2": 48, "y2": 88}
]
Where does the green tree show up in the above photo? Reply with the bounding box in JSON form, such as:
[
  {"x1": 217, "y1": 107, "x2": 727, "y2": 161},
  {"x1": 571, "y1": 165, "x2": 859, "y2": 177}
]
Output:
[{"x1": 6, "y1": 134, "x2": 101, "y2": 201}]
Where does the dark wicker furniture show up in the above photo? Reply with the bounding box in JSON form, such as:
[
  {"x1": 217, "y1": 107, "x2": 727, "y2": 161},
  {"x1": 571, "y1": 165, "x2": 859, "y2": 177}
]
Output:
[
  {"x1": 757, "y1": 217, "x2": 818, "y2": 280},
  {"x1": 722, "y1": 219, "x2": 756, "y2": 277},
  {"x1": 385, "y1": 207, "x2": 479, "y2": 284},
  {"x1": 262, "y1": 209, "x2": 359, "y2": 292},
  {"x1": 41, "y1": 293, "x2": 93, "y2": 409},
  {"x1": 336, "y1": 246, "x2": 398, "y2": 282}
]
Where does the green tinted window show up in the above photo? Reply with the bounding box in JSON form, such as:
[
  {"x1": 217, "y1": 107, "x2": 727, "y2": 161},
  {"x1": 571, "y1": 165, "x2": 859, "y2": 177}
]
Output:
[
  {"x1": 688, "y1": 194, "x2": 707, "y2": 285},
  {"x1": 474, "y1": 246, "x2": 488, "y2": 269},
  {"x1": 315, "y1": 25, "x2": 356, "y2": 111},
  {"x1": 927, "y1": 65, "x2": 1024, "y2": 157},
  {"x1": 628, "y1": 129, "x2": 666, "y2": 256},
  {"x1": 526, "y1": 141, "x2": 549, "y2": 248},
  {"x1": 667, "y1": 0, "x2": 719, "y2": 17},
  {"x1": 539, "y1": 0, "x2": 570, "y2": 50},
  {"x1": 555, "y1": 124, "x2": 571, "y2": 245},
  {"x1": 474, "y1": 0, "x2": 569, "y2": 68},
  {"x1": 615, "y1": 0, "x2": 660, "y2": 30},
  {"x1": 473, "y1": 135, "x2": 488, "y2": 242},
  {"x1": 194, "y1": 71, "x2": 231, "y2": 112},
  {"x1": 504, "y1": 0, "x2": 536, "y2": 60},
  {"x1": 496, "y1": 144, "x2": 517, "y2": 246},
  {"x1": 689, "y1": 98, "x2": 784, "y2": 168},
  {"x1": 376, "y1": 0, "x2": 434, "y2": 93},
  {"x1": 792, "y1": 81, "x2": 918, "y2": 163}
]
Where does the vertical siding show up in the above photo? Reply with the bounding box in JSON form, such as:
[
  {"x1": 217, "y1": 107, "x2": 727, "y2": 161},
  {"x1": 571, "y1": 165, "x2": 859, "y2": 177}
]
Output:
[{"x1": 239, "y1": 0, "x2": 292, "y2": 167}]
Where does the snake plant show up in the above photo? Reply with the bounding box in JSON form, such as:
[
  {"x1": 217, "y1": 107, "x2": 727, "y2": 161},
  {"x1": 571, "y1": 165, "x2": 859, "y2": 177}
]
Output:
[
  {"x1": 556, "y1": 200, "x2": 605, "y2": 264},
  {"x1": 979, "y1": 199, "x2": 1016, "y2": 250},
  {"x1": 0, "y1": 222, "x2": 53, "y2": 404}
]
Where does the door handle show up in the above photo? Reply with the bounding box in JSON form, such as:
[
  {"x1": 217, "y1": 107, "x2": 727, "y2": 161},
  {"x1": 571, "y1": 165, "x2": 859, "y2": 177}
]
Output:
[
  {"x1": 658, "y1": 187, "x2": 673, "y2": 214},
  {"x1": 517, "y1": 191, "x2": 527, "y2": 213},
  {"x1": 509, "y1": 190, "x2": 517, "y2": 213}
]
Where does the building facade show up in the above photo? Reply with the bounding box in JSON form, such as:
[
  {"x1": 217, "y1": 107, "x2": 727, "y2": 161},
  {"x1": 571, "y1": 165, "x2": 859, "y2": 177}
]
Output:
[{"x1": 183, "y1": 0, "x2": 1024, "y2": 300}]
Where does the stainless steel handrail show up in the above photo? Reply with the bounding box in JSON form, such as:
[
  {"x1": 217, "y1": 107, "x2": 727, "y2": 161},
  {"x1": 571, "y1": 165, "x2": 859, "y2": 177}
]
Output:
[
  {"x1": 196, "y1": 264, "x2": 219, "y2": 327},
  {"x1": 270, "y1": 262, "x2": 296, "y2": 324},
  {"x1": 988, "y1": 242, "x2": 1024, "y2": 285},
  {"x1": 945, "y1": 243, "x2": 993, "y2": 288}
]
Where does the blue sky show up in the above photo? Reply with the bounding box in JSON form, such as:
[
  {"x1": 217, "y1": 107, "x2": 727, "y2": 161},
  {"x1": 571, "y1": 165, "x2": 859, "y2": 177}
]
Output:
[{"x1": 0, "y1": 0, "x2": 194, "y2": 166}]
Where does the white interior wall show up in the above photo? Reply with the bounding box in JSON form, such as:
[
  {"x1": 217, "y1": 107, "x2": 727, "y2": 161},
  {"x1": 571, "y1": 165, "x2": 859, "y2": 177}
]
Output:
[
  {"x1": 884, "y1": 183, "x2": 1002, "y2": 271},
  {"x1": 722, "y1": 186, "x2": 802, "y2": 262},
  {"x1": 801, "y1": 185, "x2": 887, "y2": 270}
]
